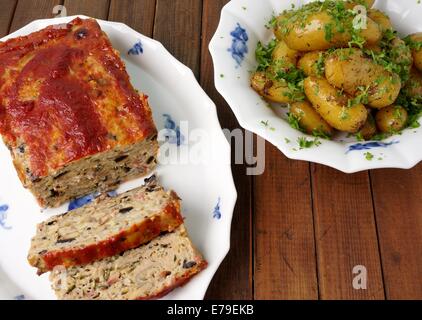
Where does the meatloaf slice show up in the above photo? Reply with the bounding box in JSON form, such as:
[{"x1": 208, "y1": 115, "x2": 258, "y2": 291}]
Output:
[
  {"x1": 49, "y1": 224, "x2": 207, "y2": 300},
  {"x1": 0, "y1": 18, "x2": 158, "y2": 207},
  {"x1": 28, "y1": 177, "x2": 183, "y2": 274}
]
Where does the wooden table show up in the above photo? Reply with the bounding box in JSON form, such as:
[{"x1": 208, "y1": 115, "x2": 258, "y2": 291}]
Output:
[{"x1": 1, "y1": 0, "x2": 421, "y2": 300}]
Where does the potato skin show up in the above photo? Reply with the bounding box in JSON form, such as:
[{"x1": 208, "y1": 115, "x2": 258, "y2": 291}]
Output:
[
  {"x1": 390, "y1": 37, "x2": 413, "y2": 77},
  {"x1": 346, "y1": 0, "x2": 375, "y2": 8},
  {"x1": 251, "y1": 71, "x2": 302, "y2": 103},
  {"x1": 280, "y1": 11, "x2": 381, "y2": 51},
  {"x1": 409, "y1": 33, "x2": 422, "y2": 72},
  {"x1": 375, "y1": 105, "x2": 408, "y2": 133},
  {"x1": 364, "y1": 0, "x2": 375, "y2": 7},
  {"x1": 324, "y1": 48, "x2": 401, "y2": 108},
  {"x1": 368, "y1": 9, "x2": 392, "y2": 32},
  {"x1": 357, "y1": 112, "x2": 377, "y2": 140},
  {"x1": 364, "y1": 43, "x2": 382, "y2": 53},
  {"x1": 297, "y1": 51, "x2": 324, "y2": 77},
  {"x1": 304, "y1": 76, "x2": 368, "y2": 133},
  {"x1": 272, "y1": 40, "x2": 299, "y2": 66},
  {"x1": 404, "y1": 68, "x2": 422, "y2": 97},
  {"x1": 289, "y1": 100, "x2": 334, "y2": 137},
  {"x1": 274, "y1": 14, "x2": 287, "y2": 40}
]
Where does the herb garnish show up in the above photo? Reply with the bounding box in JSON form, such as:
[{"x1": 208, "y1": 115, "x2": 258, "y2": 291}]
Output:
[
  {"x1": 255, "y1": 39, "x2": 277, "y2": 71},
  {"x1": 298, "y1": 137, "x2": 321, "y2": 149}
]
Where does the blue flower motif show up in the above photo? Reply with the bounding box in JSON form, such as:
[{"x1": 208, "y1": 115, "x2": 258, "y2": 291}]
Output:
[
  {"x1": 14, "y1": 295, "x2": 25, "y2": 300},
  {"x1": 68, "y1": 191, "x2": 118, "y2": 211},
  {"x1": 346, "y1": 140, "x2": 399, "y2": 153},
  {"x1": 128, "y1": 41, "x2": 143, "y2": 55},
  {"x1": 0, "y1": 203, "x2": 11, "y2": 230},
  {"x1": 228, "y1": 23, "x2": 248, "y2": 67},
  {"x1": 163, "y1": 114, "x2": 185, "y2": 146},
  {"x1": 213, "y1": 197, "x2": 222, "y2": 220}
]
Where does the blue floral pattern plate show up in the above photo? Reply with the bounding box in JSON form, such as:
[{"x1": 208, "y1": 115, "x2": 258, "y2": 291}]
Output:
[
  {"x1": 209, "y1": 0, "x2": 422, "y2": 173},
  {"x1": 0, "y1": 15, "x2": 236, "y2": 300}
]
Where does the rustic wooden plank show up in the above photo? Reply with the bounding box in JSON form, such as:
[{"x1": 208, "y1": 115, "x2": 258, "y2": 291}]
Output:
[
  {"x1": 370, "y1": 166, "x2": 422, "y2": 299},
  {"x1": 108, "y1": 0, "x2": 156, "y2": 36},
  {"x1": 0, "y1": 0, "x2": 17, "y2": 36},
  {"x1": 254, "y1": 145, "x2": 318, "y2": 300},
  {"x1": 10, "y1": 0, "x2": 62, "y2": 32},
  {"x1": 201, "y1": 0, "x2": 253, "y2": 299},
  {"x1": 312, "y1": 165, "x2": 385, "y2": 299},
  {"x1": 63, "y1": 0, "x2": 110, "y2": 19},
  {"x1": 154, "y1": 0, "x2": 202, "y2": 77}
]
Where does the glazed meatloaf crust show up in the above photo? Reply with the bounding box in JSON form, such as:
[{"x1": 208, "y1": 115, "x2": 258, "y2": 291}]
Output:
[
  {"x1": 28, "y1": 177, "x2": 183, "y2": 274},
  {"x1": 0, "y1": 18, "x2": 158, "y2": 207},
  {"x1": 49, "y1": 224, "x2": 207, "y2": 300}
]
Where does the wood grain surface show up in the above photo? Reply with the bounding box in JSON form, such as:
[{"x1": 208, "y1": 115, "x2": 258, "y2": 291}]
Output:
[{"x1": 1, "y1": 0, "x2": 420, "y2": 300}]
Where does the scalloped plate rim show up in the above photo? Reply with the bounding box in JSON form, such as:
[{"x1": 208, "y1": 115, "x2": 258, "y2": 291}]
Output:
[
  {"x1": 0, "y1": 15, "x2": 237, "y2": 300},
  {"x1": 209, "y1": 0, "x2": 422, "y2": 173}
]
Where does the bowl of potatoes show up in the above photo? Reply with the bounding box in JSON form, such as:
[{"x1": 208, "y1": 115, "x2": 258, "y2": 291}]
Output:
[{"x1": 210, "y1": 0, "x2": 422, "y2": 172}]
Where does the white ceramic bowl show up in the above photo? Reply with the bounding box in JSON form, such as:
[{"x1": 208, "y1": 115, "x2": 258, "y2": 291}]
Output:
[
  {"x1": 0, "y1": 15, "x2": 237, "y2": 300},
  {"x1": 209, "y1": 0, "x2": 422, "y2": 173}
]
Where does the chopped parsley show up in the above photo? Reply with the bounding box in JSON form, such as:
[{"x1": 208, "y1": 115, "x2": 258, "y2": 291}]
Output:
[
  {"x1": 396, "y1": 91, "x2": 422, "y2": 130},
  {"x1": 355, "y1": 132, "x2": 365, "y2": 141},
  {"x1": 364, "y1": 29, "x2": 413, "y2": 83},
  {"x1": 298, "y1": 137, "x2": 321, "y2": 149},
  {"x1": 347, "y1": 85, "x2": 370, "y2": 107},
  {"x1": 265, "y1": 15, "x2": 277, "y2": 29},
  {"x1": 404, "y1": 35, "x2": 422, "y2": 51},
  {"x1": 255, "y1": 39, "x2": 277, "y2": 71},
  {"x1": 324, "y1": 23, "x2": 334, "y2": 42},
  {"x1": 312, "y1": 128, "x2": 332, "y2": 139},
  {"x1": 315, "y1": 52, "x2": 326, "y2": 77},
  {"x1": 287, "y1": 112, "x2": 303, "y2": 131},
  {"x1": 364, "y1": 152, "x2": 374, "y2": 161}
]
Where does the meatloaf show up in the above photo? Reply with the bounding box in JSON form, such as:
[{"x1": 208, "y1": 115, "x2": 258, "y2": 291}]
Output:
[
  {"x1": 49, "y1": 224, "x2": 207, "y2": 300},
  {"x1": 28, "y1": 176, "x2": 183, "y2": 274},
  {"x1": 0, "y1": 18, "x2": 158, "y2": 207}
]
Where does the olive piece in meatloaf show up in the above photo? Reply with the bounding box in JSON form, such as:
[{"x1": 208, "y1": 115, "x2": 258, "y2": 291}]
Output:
[
  {"x1": 28, "y1": 176, "x2": 183, "y2": 274},
  {"x1": 0, "y1": 18, "x2": 158, "y2": 207},
  {"x1": 49, "y1": 224, "x2": 207, "y2": 300}
]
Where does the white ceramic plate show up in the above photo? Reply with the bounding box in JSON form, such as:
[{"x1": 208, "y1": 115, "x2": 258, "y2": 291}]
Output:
[
  {"x1": 210, "y1": 0, "x2": 422, "y2": 173},
  {"x1": 0, "y1": 15, "x2": 237, "y2": 300}
]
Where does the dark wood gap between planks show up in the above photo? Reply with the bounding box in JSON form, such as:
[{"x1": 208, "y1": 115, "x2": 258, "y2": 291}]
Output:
[
  {"x1": 308, "y1": 163, "x2": 321, "y2": 300},
  {"x1": 367, "y1": 171, "x2": 388, "y2": 299},
  {"x1": 1, "y1": 0, "x2": 18, "y2": 36}
]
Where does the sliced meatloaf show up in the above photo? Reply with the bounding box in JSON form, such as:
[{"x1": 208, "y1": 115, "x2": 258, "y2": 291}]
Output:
[
  {"x1": 28, "y1": 177, "x2": 183, "y2": 274},
  {"x1": 49, "y1": 224, "x2": 207, "y2": 300},
  {"x1": 0, "y1": 18, "x2": 158, "y2": 207}
]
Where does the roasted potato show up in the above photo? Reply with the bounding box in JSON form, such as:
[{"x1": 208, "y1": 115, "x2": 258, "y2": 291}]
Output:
[
  {"x1": 404, "y1": 68, "x2": 422, "y2": 97},
  {"x1": 368, "y1": 9, "x2": 392, "y2": 32},
  {"x1": 364, "y1": 0, "x2": 375, "y2": 7},
  {"x1": 304, "y1": 76, "x2": 368, "y2": 132},
  {"x1": 289, "y1": 100, "x2": 334, "y2": 136},
  {"x1": 357, "y1": 112, "x2": 377, "y2": 140},
  {"x1": 364, "y1": 43, "x2": 382, "y2": 53},
  {"x1": 297, "y1": 51, "x2": 325, "y2": 77},
  {"x1": 272, "y1": 40, "x2": 299, "y2": 66},
  {"x1": 375, "y1": 105, "x2": 408, "y2": 133},
  {"x1": 273, "y1": 14, "x2": 287, "y2": 40},
  {"x1": 324, "y1": 48, "x2": 401, "y2": 108},
  {"x1": 391, "y1": 37, "x2": 413, "y2": 77},
  {"x1": 278, "y1": 11, "x2": 381, "y2": 51},
  {"x1": 346, "y1": 0, "x2": 375, "y2": 8},
  {"x1": 408, "y1": 33, "x2": 422, "y2": 72},
  {"x1": 251, "y1": 71, "x2": 303, "y2": 103}
]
